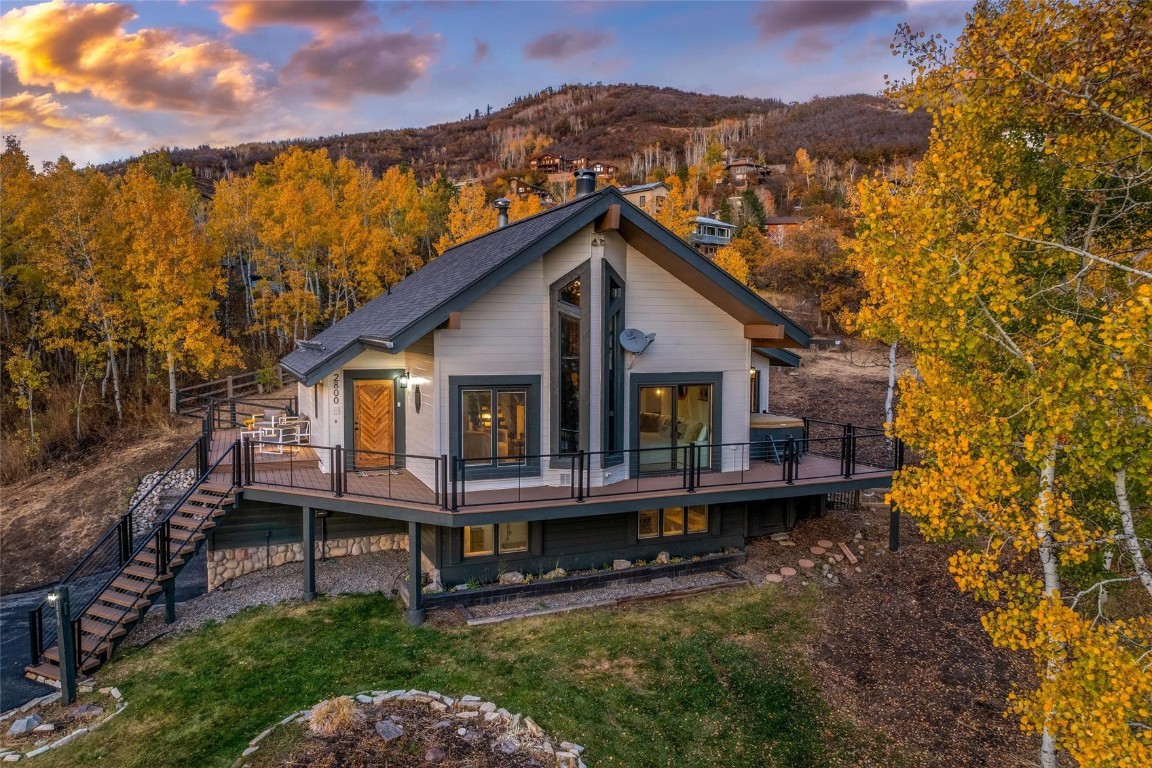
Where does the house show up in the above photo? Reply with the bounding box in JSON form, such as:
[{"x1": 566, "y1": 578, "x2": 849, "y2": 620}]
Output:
[
  {"x1": 529, "y1": 153, "x2": 565, "y2": 173},
  {"x1": 762, "y1": 215, "x2": 808, "y2": 245},
  {"x1": 618, "y1": 181, "x2": 669, "y2": 211},
  {"x1": 213, "y1": 171, "x2": 893, "y2": 624},
  {"x1": 689, "y1": 216, "x2": 736, "y2": 257},
  {"x1": 508, "y1": 177, "x2": 552, "y2": 202},
  {"x1": 725, "y1": 158, "x2": 774, "y2": 187},
  {"x1": 572, "y1": 157, "x2": 619, "y2": 178}
]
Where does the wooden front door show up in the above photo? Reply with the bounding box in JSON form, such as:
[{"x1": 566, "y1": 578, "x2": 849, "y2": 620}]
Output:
[{"x1": 353, "y1": 380, "x2": 395, "y2": 468}]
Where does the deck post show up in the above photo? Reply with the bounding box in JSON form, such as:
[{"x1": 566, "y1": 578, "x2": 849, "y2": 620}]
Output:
[
  {"x1": 52, "y1": 587, "x2": 77, "y2": 704},
  {"x1": 163, "y1": 577, "x2": 176, "y2": 624},
  {"x1": 407, "y1": 521, "x2": 425, "y2": 626},
  {"x1": 888, "y1": 504, "x2": 901, "y2": 553},
  {"x1": 303, "y1": 506, "x2": 316, "y2": 601}
]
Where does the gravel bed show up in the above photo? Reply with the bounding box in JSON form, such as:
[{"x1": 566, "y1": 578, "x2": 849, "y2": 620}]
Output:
[
  {"x1": 464, "y1": 570, "x2": 740, "y2": 619},
  {"x1": 125, "y1": 551, "x2": 407, "y2": 647}
]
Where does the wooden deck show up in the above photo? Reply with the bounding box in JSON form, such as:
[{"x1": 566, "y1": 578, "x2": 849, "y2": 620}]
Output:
[{"x1": 211, "y1": 429, "x2": 893, "y2": 516}]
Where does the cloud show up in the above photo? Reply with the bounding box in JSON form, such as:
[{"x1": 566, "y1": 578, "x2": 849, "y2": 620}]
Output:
[
  {"x1": 212, "y1": 1, "x2": 371, "y2": 33},
  {"x1": 1, "y1": 90, "x2": 129, "y2": 147},
  {"x1": 524, "y1": 29, "x2": 613, "y2": 61},
  {"x1": 753, "y1": 1, "x2": 907, "y2": 41},
  {"x1": 473, "y1": 39, "x2": 490, "y2": 63},
  {"x1": 283, "y1": 31, "x2": 441, "y2": 101},
  {"x1": 0, "y1": 1, "x2": 266, "y2": 114}
]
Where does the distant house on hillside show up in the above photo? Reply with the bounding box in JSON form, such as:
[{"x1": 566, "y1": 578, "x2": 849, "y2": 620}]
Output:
[
  {"x1": 529, "y1": 153, "x2": 565, "y2": 173},
  {"x1": 689, "y1": 216, "x2": 736, "y2": 257},
  {"x1": 725, "y1": 158, "x2": 775, "y2": 187},
  {"x1": 508, "y1": 177, "x2": 552, "y2": 202},
  {"x1": 762, "y1": 216, "x2": 808, "y2": 245},
  {"x1": 619, "y1": 181, "x2": 669, "y2": 211},
  {"x1": 572, "y1": 157, "x2": 619, "y2": 178}
]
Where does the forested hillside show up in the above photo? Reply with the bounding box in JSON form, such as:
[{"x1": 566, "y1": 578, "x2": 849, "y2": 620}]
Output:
[{"x1": 101, "y1": 84, "x2": 930, "y2": 187}]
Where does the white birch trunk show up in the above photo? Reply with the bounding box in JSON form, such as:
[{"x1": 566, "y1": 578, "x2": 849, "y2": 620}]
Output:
[
  {"x1": 168, "y1": 351, "x2": 178, "y2": 414},
  {"x1": 1116, "y1": 467, "x2": 1152, "y2": 597},
  {"x1": 1036, "y1": 449, "x2": 1061, "y2": 768},
  {"x1": 885, "y1": 341, "x2": 897, "y2": 427}
]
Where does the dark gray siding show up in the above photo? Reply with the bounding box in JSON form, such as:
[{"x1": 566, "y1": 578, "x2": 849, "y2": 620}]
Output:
[
  {"x1": 744, "y1": 494, "x2": 825, "y2": 537},
  {"x1": 432, "y1": 503, "x2": 748, "y2": 587},
  {"x1": 212, "y1": 499, "x2": 405, "y2": 550}
]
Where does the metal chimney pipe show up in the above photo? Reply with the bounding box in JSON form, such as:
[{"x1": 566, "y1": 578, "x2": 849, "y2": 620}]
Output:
[
  {"x1": 574, "y1": 168, "x2": 597, "y2": 198},
  {"x1": 494, "y1": 197, "x2": 511, "y2": 228}
]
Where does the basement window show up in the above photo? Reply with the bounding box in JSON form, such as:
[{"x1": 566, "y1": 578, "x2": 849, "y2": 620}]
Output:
[
  {"x1": 463, "y1": 522, "x2": 529, "y2": 557},
  {"x1": 638, "y1": 506, "x2": 708, "y2": 539}
]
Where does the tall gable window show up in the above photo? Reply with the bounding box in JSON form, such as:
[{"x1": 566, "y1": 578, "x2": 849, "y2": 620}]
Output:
[
  {"x1": 602, "y1": 263, "x2": 625, "y2": 464},
  {"x1": 551, "y1": 263, "x2": 590, "y2": 457}
]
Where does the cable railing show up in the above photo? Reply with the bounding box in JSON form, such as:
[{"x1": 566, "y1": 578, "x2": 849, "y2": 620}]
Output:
[
  {"x1": 27, "y1": 439, "x2": 202, "y2": 667},
  {"x1": 229, "y1": 420, "x2": 902, "y2": 512}
]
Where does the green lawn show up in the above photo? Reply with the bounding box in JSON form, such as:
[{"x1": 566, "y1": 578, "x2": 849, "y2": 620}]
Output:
[{"x1": 37, "y1": 588, "x2": 898, "y2": 767}]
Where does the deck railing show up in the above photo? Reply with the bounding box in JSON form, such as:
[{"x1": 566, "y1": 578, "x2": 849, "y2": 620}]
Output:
[
  {"x1": 232, "y1": 419, "x2": 902, "y2": 512},
  {"x1": 174, "y1": 368, "x2": 283, "y2": 416},
  {"x1": 27, "y1": 439, "x2": 202, "y2": 667}
]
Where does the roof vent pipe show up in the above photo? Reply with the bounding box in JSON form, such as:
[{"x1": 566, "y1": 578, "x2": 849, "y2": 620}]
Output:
[
  {"x1": 494, "y1": 197, "x2": 511, "y2": 228},
  {"x1": 574, "y1": 168, "x2": 597, "y2": 198}
]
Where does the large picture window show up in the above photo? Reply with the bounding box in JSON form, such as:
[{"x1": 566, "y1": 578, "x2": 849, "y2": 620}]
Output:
[
  {"x1": 451, "y1": 375, "x2": 540, "y2": 479},
  {"x1": 556, "y1": 275, "x2": 581, "y2": 454},
  {"x1": 462, "y1": 387, "x2": 528, "y2": 465}
]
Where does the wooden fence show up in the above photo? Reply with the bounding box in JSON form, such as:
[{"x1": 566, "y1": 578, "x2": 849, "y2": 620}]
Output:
[{"x1": 174, "y1": 368, "x2": 283, "y2": 416}]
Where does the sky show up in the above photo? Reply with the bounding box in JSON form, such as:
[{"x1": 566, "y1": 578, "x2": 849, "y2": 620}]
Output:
[{"x1": 0, "y1": 1, "x2": 971, "y2": 168}]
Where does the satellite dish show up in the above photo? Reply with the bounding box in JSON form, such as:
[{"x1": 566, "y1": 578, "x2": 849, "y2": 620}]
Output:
[{"x1": 620, "y1": 328, "x2": 655, "y2": 354}]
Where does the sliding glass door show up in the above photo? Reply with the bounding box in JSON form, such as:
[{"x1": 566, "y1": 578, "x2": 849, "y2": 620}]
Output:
[{"x1": 635, "y1": 384, "x2": 712, "y2": 473}]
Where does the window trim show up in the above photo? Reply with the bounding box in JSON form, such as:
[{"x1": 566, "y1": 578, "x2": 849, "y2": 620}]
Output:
[
  {"x1": 630, "y1": 372, "x2": 723, "y2": 475},
  {"x1": 449, "y1": 375, "x2": 541, "y2": 480}
]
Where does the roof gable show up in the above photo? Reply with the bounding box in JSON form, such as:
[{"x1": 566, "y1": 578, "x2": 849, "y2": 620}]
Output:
[{"x1": 281, "y1": 187, "x2": 809, "y2": 385}]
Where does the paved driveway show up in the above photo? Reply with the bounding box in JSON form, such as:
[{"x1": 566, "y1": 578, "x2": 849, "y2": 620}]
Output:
[{"x1": 0, "y1": 550, "x2": 206, "y2": 711}]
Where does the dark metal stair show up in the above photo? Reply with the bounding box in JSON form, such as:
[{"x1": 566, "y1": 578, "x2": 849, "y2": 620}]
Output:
[{"x1": 25, "y1": 470, "x2": 237, "y2": 684}]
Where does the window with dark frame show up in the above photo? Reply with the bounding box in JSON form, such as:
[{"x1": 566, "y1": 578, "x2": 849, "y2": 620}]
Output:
[
  {"x1": 461, "y1": 387, "x2": 528, "y2": 466},
  {"x1": 556, "y1": 274, "x2": 582, "y2": 454},
  {"x1": 602, "y1": 265, "x2": 625, "y2": 462},
  {"x1": 637, "y1": 505, "x2": 709, "y2": 539},
  {"x1": 463, "y1": 522, "x2": 529, "y2": 557},
  {"x1": 750, "y1": 368, "x2": 761, "y2": 413}
]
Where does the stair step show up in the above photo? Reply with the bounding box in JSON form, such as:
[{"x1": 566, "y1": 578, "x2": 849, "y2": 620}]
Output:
[
  {"x1": 197, "y1": 481, "x2": 234, "y2": 495},
  {"x1": 187, "y1": 492, "x2": 230, "y2": 506},
  {"x1": 123, "y1": 564, "x2": 170, "y2": 581},
  {"x1": 95, "y1": 589, "x2": 146, "y2": 612},
  {"x1": 86, "y1": 602, "x2": 139, "y2": 624},
  {"x1": 111, "y1": 576, "x2": 163, "y2": 596},
  {"x1": 26, "y1": 662, "x2": 61, "y2": 682},
  {"x1": 43, "y1": 644, "x2": 105, "y2": 670},
  {"x1": 133, "y1": 550, "x2": 186, "y2": 568},
  {"x1": 78, "y1": 617, "x2": 127, "y2": 640},
  {"x1": 168, "y1": 528, "x2": 207, "y2": 544},
  {"x1": 177, "y1": 504, "x2": 226, "y2": 519},
  {"x1": 169, "y1": 515, "x2": 214, "y2": 531}
]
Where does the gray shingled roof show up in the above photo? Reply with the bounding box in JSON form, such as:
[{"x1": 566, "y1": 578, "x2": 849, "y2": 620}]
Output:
[{"x1": 281, "y1": 192, "x2": 606, "y2": 381}]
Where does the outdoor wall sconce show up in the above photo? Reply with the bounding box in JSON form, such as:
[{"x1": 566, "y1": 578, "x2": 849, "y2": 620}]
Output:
[
  {"x1": 397, "y1": 371, "x2": 410, "y2": 389},
  {"x1": 414, "y1": 385, "x2": 422, "y2": 413}
]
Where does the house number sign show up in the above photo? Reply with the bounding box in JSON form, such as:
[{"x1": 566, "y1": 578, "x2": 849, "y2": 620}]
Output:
[{"x1": 331, "y1": 372, "x2": 342, "y2": 417}]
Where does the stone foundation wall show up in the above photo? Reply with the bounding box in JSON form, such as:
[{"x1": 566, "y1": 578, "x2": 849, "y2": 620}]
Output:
[{"x1": 207, "y1": 533, "x2": 408, "y2": 590}]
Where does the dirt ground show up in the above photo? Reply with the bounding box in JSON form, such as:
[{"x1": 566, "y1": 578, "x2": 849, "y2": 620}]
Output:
[
  {"x1": 769, "y1": 341, "x2": 908, "y2": 428},
  {"x1": 0, "y1": 420, "x2": 199, "y2": 594}
]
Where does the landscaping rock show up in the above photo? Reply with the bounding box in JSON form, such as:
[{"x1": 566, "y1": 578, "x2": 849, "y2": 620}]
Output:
[
  {"x1": 498, "y1": 571, "x2": 525, "y2": 585},
  {"x1": 544, "y1": 568, "x2": 567, "y2": 580},
  {"x1": 780, "y1": 566, "x2": 797, "y2": 577},
  {"x1": 613, "y1": 559, "x2": 632, "y2": 570},
  {"x1": 817, "y1": 539, "x2": 835, "y2": 548},
  {"x1": 31, "y1": 724, "x2": 55, "y2": 733},
  {"x1": 779, "y1": 540, "x2": 797, "y2": 547},
  {"x1": 68, "y1": 704, "x2": 104, "y2": 719},
  {"x1": 798, "y1": 558, "x2": 816, "y2": 569},
  {"x1": 374, "y1": 720, "x2": 404, "y2": 742},
  {"x1": 770, "y1": 532, "x2": 791, "y2": 541},
  {"x1": 494, "y1": 736, "x2": 519, "y2": 754},
  {"x1": 765, "y1": 573, "x2": 784, "y2": 583},
  {"x1": 655, "y1": 551, "x2": 671, "y2": 564},
  {"x1": 810, "y1": 546, "x2": 827, "y2": 555},
  {"x1": 425, "y1": 746, "x2": 447, "y2": 764},
  {"x1": 7, "y1": 715, "x2": 40, "y2": 737}
]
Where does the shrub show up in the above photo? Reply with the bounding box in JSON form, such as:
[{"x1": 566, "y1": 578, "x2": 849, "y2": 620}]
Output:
[{"x1": 308, "y1": 697, "x2": 362, "y2": 736}]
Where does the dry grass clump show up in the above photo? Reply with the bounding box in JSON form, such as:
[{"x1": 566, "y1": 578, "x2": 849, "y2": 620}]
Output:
[{"x1": 308, "y1": 697, "x2": 363, "y2": 736}]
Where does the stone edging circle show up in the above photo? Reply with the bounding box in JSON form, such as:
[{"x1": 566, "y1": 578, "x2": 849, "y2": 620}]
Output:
[
  {"x1": 238, "y1": 689, "x2": 588, "y2": 767},
  {"x1": 1, "y1": 686, "x2": 127, "y2": 761}
]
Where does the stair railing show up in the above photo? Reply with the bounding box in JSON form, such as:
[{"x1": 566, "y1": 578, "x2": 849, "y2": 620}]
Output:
[
  {"x1": 27, "y1": 438, "x2": 203, "y2": 666},
  {"x1": 74, "y1": 441, "x2": 240, "y2": 672}
]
